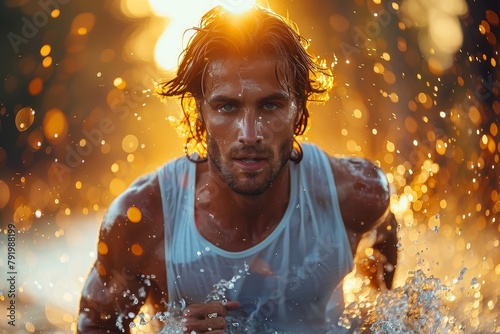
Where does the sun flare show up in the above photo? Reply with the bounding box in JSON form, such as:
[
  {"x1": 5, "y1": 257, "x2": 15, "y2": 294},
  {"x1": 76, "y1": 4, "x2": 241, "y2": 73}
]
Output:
[{"x1": 148, "y1": 0, "x2": 257, "y2": 71}]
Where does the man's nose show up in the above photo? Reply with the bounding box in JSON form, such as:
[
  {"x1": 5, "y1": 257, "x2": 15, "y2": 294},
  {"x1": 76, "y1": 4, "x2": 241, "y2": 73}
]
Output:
[{"x1": 237, "y1": 111, "x2": 263, "y2": 145}]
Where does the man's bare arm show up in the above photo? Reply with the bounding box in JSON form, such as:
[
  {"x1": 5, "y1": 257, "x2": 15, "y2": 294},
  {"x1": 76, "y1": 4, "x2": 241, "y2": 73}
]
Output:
[
  {"x1": 331, "y1": 156, "x2": 398, "y2": 289},
  {"x1": 372, "y1": 211, "x2": 398, "y2": 288},
  {"x1": 78, "y1": 265, "x2": 151, "y2": 332},
  {"x1": 77, "y1": 173, "x2": 167, "y2": 333}
]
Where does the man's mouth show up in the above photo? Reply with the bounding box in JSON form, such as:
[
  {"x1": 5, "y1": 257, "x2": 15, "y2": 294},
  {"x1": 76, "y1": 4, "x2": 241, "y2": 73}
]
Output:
[
  {"x1": 233, "y1": 156, "x2": 267, "y2": 170},
  {"x1": 238, "y1": 158, "x2": 264, "y2": 163}
]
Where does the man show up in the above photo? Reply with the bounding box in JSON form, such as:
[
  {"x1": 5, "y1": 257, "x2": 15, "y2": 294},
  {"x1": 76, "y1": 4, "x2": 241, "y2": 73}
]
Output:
[{"x1": 78, "y1": 5, "x2": 397, "y2": 333}]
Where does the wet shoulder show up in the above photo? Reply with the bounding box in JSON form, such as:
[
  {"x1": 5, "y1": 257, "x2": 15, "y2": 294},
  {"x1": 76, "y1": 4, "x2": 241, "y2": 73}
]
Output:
[
  {"x1": 99, "y1": 171, "x2": 164, "y2": 255},
  {"x1": 329, "y1": 156, "x2": 390, "y2": 233},
  {"x1": 103, "y1": 172, "x2": 161, "y2": 225}
]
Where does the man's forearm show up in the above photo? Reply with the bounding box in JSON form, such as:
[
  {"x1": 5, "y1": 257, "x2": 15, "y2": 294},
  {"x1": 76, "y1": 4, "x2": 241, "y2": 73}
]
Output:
[
  {"x1": 373, "y1": 211, "x2": 398, "y2": 289},
  {"x1": 77, "y1": 313, "x2": 128, "y2": 334}
]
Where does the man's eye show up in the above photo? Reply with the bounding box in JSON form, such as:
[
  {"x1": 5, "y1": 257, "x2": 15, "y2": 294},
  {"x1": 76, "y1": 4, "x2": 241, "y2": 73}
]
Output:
[
  {"x1": 219, "y1": 104, "x2": 235, "y2": 112},
  {"x1": 263, "y1": 103, "x2": 278, "y2": 111}
]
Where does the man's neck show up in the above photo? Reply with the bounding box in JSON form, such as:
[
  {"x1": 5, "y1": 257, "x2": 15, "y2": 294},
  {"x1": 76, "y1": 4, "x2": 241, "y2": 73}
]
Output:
[{"x1": 194, "y1": 161, "x2": 291, "y2": 251}]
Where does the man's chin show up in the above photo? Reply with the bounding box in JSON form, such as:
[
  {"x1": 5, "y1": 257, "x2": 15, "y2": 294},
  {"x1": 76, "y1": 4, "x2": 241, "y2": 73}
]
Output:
[{"x1": 228, "y1": 182, "x2": 270, "y2": 197}]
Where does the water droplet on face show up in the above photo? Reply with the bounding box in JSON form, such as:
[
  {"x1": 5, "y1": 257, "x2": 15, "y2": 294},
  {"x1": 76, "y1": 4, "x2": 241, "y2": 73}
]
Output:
[
  {"x1": 209, "y1": 213, "x2": 214, "y2": 219},
  {"x1": 470, "y1": 277, "x2": 478, "y2": 286}
]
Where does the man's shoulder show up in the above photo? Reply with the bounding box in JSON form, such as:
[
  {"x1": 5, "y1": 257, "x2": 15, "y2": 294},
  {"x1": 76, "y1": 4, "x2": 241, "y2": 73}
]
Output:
[
  {"x1": 329, "y1": 155, "x2": 385, "y2": 184},
  {"x1": 303, "y1": 144, "x2": 384, "y2": 182},
  {"x1": 101, "y1": 171, "x2": 162, "y2": 233},
  {"x1": 327, "y1": 154, "x2": 391, "y2": 233}
]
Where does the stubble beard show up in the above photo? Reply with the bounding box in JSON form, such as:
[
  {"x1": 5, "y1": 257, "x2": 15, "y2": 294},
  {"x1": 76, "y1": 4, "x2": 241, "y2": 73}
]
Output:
[{"x1": 207, "y1": 137, "x2": 293, "y2": 196}]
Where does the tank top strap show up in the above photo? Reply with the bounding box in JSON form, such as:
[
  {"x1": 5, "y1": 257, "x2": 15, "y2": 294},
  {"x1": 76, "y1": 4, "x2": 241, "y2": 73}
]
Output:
[{"x1": 157, "y1": 156, "x2": 195, "y2": 303}]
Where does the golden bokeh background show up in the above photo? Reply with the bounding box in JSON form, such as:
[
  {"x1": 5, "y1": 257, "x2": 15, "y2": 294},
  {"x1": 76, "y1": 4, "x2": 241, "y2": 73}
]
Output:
[{"x1": 0, "y1": 0, "x2": 499, "y2": 332}]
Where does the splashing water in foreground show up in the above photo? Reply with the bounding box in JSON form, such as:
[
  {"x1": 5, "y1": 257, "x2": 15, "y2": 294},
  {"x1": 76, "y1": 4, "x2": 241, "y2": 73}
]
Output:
[
  {"x1": 124, "y1": 268, "x2": 470, "y2": 334},
  {"x1": 339, "y1": 270, "x2": 464, "y2": 334},
  {"x1": 151, "y1": 265, "x2": 282, "y2": 334}
]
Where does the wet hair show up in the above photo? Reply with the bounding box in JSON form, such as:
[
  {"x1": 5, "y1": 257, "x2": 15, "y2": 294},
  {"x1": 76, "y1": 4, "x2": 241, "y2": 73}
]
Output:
[{"x1": 156, "y1": 5, "x2": 333, "y2": 162}]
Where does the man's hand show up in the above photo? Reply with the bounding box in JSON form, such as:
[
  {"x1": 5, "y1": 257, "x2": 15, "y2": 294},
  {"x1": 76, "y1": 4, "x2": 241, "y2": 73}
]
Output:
[{"x1": 182, "y1": 301, "x2": 240, "y2": 333}]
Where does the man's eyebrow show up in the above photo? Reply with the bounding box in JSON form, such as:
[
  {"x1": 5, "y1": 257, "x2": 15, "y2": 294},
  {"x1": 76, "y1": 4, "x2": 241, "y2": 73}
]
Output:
[
  {"x1": 206, "y1": 95, "x2": 239, "y2": 103},
  {"x1": 258, "y1": 91, "x2": 291, "y2": 102},
  {"x1": 206, "y1": 91, "x2": 291, "y2": 104}
]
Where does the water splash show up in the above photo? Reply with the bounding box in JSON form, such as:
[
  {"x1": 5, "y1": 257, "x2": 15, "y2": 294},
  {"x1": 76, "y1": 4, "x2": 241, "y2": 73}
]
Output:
[
  {"x1": 204, "y1": 262, "x2": 249, "y2": 303},
  {"x1": 151, "y1": 262, "x2": 286, "y2": 333},
  {"x1": 130, "y1": 268, "x2": 469, "y2": 333},
  {"x1": 124, "y1": 264, "x2": 476, "y2": 334},
  {"x1": 152, "y1": 303, "x2": 186, "y2": 334},
  {"x1": 154, "y1": 263, "x2": 258, "y2": 334},
  {"x1": 371, "y1": 270, "x2": 463, "y2": 334},
  {"x1": 339, "y1": 269, "x2": 464, "y2": 334}
]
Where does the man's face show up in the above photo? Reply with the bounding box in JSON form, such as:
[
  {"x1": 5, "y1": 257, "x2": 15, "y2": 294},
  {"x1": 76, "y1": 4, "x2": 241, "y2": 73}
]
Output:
[{"x1": 199, "y1": 55, "x2": 301, "y2": 196}]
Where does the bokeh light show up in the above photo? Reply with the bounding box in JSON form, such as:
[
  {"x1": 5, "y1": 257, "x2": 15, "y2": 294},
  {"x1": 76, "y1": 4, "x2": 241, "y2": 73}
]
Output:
[
  {"x1": 0, "y1": 0, "x2": 498, "y2": 332},
  {"x1": 42, "y1": 108, "x2": 69, "y2": 145},
  {"x1": 15, "y1": 106, "x2": 35, "y2": 132}
]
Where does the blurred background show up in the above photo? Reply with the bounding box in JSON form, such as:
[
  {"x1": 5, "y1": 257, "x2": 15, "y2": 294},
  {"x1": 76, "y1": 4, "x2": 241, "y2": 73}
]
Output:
[{"x1": 0, "y1": 0, "x2": 499, "y2": 333}]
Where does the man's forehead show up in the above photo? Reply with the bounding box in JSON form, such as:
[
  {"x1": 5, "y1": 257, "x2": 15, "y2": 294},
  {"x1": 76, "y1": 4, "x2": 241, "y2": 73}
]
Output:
[
  {"x1": 205, "y1": 56, "x2": 288, "y2": 83},
  {"x1": 203, "y1": 56, "x2": 290, "y2": 89}
]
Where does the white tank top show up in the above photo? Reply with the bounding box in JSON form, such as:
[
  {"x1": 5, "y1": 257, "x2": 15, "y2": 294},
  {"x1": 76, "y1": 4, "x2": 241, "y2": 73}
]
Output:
[{"x1": 158, "y1": 144, "x2": 353, "y2": 332}]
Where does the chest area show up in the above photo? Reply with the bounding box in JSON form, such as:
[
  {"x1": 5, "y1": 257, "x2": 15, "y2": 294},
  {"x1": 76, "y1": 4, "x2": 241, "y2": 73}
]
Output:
[{"x1": 168, "y1": 220, "x2": 351, "y2": 302}]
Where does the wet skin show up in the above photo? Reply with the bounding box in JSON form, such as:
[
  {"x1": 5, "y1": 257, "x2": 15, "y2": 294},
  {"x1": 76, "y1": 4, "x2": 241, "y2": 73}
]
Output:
[{"x1": 77, "y1": 56, "x2": 397, "y2": 333}]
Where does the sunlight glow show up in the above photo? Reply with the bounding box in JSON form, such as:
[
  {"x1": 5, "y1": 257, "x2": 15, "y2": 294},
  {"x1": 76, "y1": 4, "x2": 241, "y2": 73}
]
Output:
[
  {"x1": 149, "y1": 0, "x2": 257, "y2": 71},
  {"x1": 401, "y1": 0, "x2": 468, "y2": 72}
]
